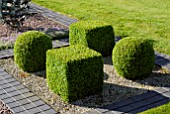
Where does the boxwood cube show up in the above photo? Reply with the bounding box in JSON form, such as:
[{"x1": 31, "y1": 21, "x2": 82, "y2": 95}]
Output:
[
  {"x1": 69, "y1": 20, "x2": 115, "y2": 56},
  {"x1": 46, "y1": 45, "x2": 104, "y2": 102}
]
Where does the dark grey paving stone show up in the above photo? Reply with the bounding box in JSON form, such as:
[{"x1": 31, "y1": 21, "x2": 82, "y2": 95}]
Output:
[
  {"x1": 114, "y1": 105, "x2": 135, "y2": 113},
  {"x1": 0, "y1": 79, "x2": 8, "y2": 85},
  {"x1": 19, "y1": 88, "x2": 30, "y2": 94},
  {"x1": 146, "y1": 98, "x2": 169, "y2": 109},
  {"x1": 27, "y1": 107, "x2": 41, "y2": 114},
  {"x1": 8, "y1": 102, "x2": 20, "y2": 108},
  {"x1": 131, "y1": 91, "x2": 158, "y2": 101},
  {"x1": 13, "y1": 94, "x2": 25, "y2": 101},
  {"x1": 17, "y1": 111, "x2": 30, "y2": 114},
  {"x1": 5, "y1": 87, "x2": 17, "y2": 92},
  {"x1": 43, "y1": 109, "x2": 57, "y2": 114},
  {"x1": 113, "y1": 97, "x2": 135, "y2": 107},
  {"x1": 8, "y1": 90, "x2": 21, "y2": 97},
  {"x1": 0, "y1": 93, "x2": 11, "y2": 99},
  {"x1": 12, "y1": 106, "x2": 26, "y2": 113},
  {"x1": 0, "y1": 89, "x2": 6, "y2": 95},
  {"x1": 22, "y1": 92, "x2": 35, "y2": 98},
  {"x1": 33, "y1": 100, "x2": 46, "y2": 106},
  {"x1": 28, "y1": 96, "x2": 40, "y2": 102},
  {"x1": 102, "y1": 103, "x2": 119, "y2": 110},
  {"x1": 38, "y1": 104, "x2": 51, "y2": 111},
  {"x1": 14, "y1": 84, "x2": 25, "y2": 90},
  {"x1": 0, "y1": 74, "x2": 12, "y2": 79},
  {"x1": 10, "y1": 81, "x2": 21, "y2": 86},
  {"x1": 23, "y1": 102, "x2": 37, "y2": 110},
  {"x1": 130, "y1": 94, "x2": 166, "y2": 109},
  {"x1": 128, "y1": 106, "x2": 149, "y2": 114},
  {"x1": 6, "y1": 77, "x2": 16, "y2": 83},
  {"x1": 18, "y1": 98, "x2": 31, "y2": 105},
  {"x1": 3, "y1": 97, "x2": 15, "y2": 104},
  {"x1": 1, "y1": 83, "x2": 12, "y2": 89}
]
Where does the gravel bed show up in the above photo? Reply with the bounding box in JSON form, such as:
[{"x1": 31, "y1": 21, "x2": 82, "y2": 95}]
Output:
[
  {"x1": 0, "y1": 57, "x2": 170, "y2": 114},
  {"x1": 0, "y1": 13, "x2": 68, "y2": 43},
  {"x1": 0, "y1": 100, "x2": 13, "y2": 114}
]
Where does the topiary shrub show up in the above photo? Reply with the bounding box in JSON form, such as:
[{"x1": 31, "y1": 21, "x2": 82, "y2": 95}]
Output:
[
  {"x1": 112, "y1": 38, "x2": 155, "y2": 80},
  {"x1": 69, "y1": 20, "x2": 115, "y2": 57},
  {"x1": 14, "y1": 31, "x2": 52, "y2": 72},
  {"x1": 46, "y1": 45, "x2": 104, "y2": 102}
]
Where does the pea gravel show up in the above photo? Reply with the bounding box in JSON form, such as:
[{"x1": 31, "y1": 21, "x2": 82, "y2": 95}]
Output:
[{"x1": 0, "y1": 57, "x2": 170, "y2": 114}]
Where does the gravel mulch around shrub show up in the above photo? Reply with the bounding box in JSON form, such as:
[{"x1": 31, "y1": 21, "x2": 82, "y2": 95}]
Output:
[
  {"x1": 0, "y1": 14, "x2": 68, "y2": 43},
  {"x1": 0, "y1": 57, "x2": 170, "y2": 114},
  {"x1": 0, "y1": 100, "x2": 13, "y2": 114}
]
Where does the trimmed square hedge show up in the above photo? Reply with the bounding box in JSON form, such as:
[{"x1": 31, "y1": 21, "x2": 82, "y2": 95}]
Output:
[
  {"x1": 46, "y1": 45, "x2": 104, "y2": 102},
  {"x1": 69, "y1": 20, "x2": 115, "y2": 56}
]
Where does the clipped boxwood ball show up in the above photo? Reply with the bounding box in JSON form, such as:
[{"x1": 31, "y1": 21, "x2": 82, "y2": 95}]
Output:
[
  {"x1": 112, "y1": 38, "x2": 155, "y2": 80},
  {"x1": 14, "y1": 31, "x2": 52, "y2": 72}
]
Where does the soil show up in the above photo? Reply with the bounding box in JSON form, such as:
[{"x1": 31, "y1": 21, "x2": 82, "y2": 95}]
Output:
[{"x1": 0, "y1": 14, "x2": 68, "y2": 43}]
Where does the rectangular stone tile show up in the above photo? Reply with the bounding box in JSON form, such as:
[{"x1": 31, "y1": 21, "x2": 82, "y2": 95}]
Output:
[
  {"x1": 19, "y1": 88, "x2": 30, "y2": 94},
  {"x1": 22, "y1": 92, "x2": 35, "y2": 98},
  {"x1": 0, "y1": 68, "x2": 4, "y2": 72},
  {"x1": 42, "y1": 109, "x2": 57, "y2": 114},
  {"x1": 17, "y1": 111, "x2": 30, "y2": 114},
  {"x1": 146, "y1": 98, "x2": 169, "y2": 109},
  {"x1": 8, "y1": 102, "x2": 20, "y2": 108},
  {"x1": 113, "y1": 97, "x2": 135, "y2": 107},
  {"x1": 102, "y1": 104, "x2": 119, "y2": 110},
  {"x1": 0, "y1": 89, "x2": 6, "y2": 95},
  {"x1": 95, "y1": 108, "x2": 108, "y2": 113},
  {"x1": 12, "y1": 106, "x2": 26, "y2": 113},
  {"x1": 28, "y1": 96, "x2": 40, "y2": 102},
  {"x1": 5, "y1": 87, "x2": 16, "y2": 93},
  {"x1": 38, "y1": 104, "x2": 51, "y2": 111},
  {"x1": 23, "y1": 102, "x2": 37, "y2": 110},
  {"x1": 3, "y1": 97, "x2": 15, "y2": 104},
  {"x1": 13, "y1": 94, "x2": 25, "y2": 101},
  {"x1": 6, "y1": 77, "x2": 16, "y2": 83},
  {"x1": 114, "y1": 105, "x2": 135, "y2": 113},
  {"x1": 82, "y1": 110, "x2": 100, "y2": 114},
  {"x1": 104, "y1": 111, "x2": 122, "y2": 114},
  {"x1": 128, "y1": 106, "x2": 149, "y2": 114},
  {"x1": 10, "y1": 81, "x2": 20, "y2": 86},
  {"x1": 8, "y1": 90, "x2": 21, "y2": 97},
  {"x1": 0, "y1": 93, "x2": 11, "y2": 99},
  {"x1": 18, "y1": 98, "x2": 31, "y2": 105},
  {"x1": 131, "y1": 91, "x2": 158, "y2": 101},
  {"x1": 33, "y1": 100, "x2": 45, "y2": 106},
  {"x1": 0, "y1": 71, "x2": 8, "y2": 76},
  {"x1": 1, "y1": 83, "x2": 12, "y2": 89},
  {"x1": 15, "y1": 84, "x2": 25, "y2": 90},
  {"x1": 0, "y1": 79, "x2": 8, "y2": 85},
  {"x1": 1, "y1": 74, "x2": 12, "y2": 79},
  {"x1": 27, "y1": 107, "x2": 41, "y2": 114}
]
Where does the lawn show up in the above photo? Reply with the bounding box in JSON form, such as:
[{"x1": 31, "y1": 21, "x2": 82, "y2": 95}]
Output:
[
  {"x1": 32, "y1": 0, "x2": 170, "y2": 55},
  {"x1": 140, "y1": 102, "x2": 170, "y2": 114}
]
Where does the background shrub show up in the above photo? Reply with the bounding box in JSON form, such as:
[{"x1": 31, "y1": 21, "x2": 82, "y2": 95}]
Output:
[
  {"x1": 112, "y1": 38, "x2": 155, "y2": 80},
  {"x1": 46, "y1": 45, "x2": 104, "y2": 102},
  {"x1": 14, "y1": 31, "x2": 52, "y2": 72},
  {"x1": 69, "y1": 20, "x2": 115, "y2": 56}
]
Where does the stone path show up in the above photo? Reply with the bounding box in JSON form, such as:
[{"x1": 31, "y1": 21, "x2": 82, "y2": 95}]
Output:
[
  {"x1": 0, "y1": 68, "x2": 57, "y2": 114},
  {"x1": 0, "y1": 3, "x2": 170, "y2": 114}
]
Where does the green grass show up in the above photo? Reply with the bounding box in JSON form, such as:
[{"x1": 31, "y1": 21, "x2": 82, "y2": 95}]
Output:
[
  {"x1": 32, "y1": 0, "x2": 170, "y2": 55},
  {"x1": 140, "y1": 102, "x2": 170, "y2": 114}
]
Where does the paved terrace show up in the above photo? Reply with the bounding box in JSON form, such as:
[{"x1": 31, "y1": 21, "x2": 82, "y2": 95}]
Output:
[{"x1": 0, "y1": 3, "x2": 170, "y2": 114}]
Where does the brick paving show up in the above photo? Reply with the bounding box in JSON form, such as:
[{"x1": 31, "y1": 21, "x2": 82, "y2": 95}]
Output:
[{"x1": 0, "y1": 3, "x2": 170, "y2": 114}]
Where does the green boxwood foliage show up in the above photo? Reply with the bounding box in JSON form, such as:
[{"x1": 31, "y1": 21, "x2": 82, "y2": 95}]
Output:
[
  {"x1": 46, "y1": 45, "x2": 104, "y2": 102},
  {"x1": 14, "y1": 31, "x2": 52, "y2": 72},
  {"x1": 112, "y1": 38, "x2": 155, "y2": 80},
  {"x1": 69, "y1": 21, "x2": 115, "y2": 56}
]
